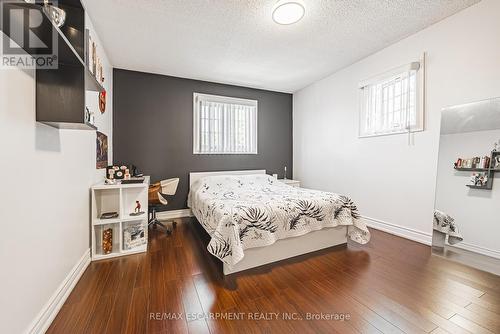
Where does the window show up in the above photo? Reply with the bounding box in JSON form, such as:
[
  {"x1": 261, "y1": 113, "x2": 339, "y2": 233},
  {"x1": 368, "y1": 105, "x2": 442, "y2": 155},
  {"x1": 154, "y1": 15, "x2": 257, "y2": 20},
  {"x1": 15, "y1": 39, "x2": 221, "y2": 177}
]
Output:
[
  {"x1": 359, "y1": 60, "x2": 424, "y2": 137},
  {"x1": 193, "y1": 93, "x2": 258, "y2": 154}
]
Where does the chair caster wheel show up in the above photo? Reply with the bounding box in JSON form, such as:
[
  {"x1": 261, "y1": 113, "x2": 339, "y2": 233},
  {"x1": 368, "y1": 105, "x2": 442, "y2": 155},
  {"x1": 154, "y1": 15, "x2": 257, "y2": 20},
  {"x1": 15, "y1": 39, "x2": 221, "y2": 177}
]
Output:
[
  {"x1": 173, "y1": 221, "x2": 177, "y2": 228},
  {"x1": 166, "y1": 229, "x2": 172, "y2": 235}
]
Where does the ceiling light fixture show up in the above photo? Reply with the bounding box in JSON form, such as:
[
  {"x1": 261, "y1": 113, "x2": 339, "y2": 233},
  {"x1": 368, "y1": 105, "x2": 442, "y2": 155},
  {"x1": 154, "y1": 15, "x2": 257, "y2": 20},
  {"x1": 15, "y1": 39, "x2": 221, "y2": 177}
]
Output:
[{"x1": 272, "y1": 0, "x2": 305, "y2": 25}]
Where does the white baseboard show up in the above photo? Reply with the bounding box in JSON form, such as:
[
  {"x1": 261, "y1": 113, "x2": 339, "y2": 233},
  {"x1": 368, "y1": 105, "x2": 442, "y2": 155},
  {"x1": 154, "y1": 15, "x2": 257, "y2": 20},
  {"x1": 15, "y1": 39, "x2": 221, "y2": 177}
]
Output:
[
  {"x1": 155, "y1": 211, "x2": 434, "y2": 246},
  {"x1": 26, "y1": 249, "x2": 91, "y2": 334},
  {"x1": 450, "y1": 241, "x2": 500, "y2": 259},
  {"x1": 157, "y1": 208, "x2": 193, "y2": 221},
  {"x1": 362, "y1": 216, "x2": 500, "y2": 258},
  {"x1": 362, "y1": 215, "x2": 432, "y2": 245}
]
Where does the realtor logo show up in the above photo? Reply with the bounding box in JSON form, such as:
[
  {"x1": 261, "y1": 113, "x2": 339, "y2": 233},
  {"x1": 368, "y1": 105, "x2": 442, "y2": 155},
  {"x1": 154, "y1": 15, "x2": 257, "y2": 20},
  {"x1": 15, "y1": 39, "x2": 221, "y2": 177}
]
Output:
[{"x1": 1, "y1": 0, "x2": 58, "y2": 69}]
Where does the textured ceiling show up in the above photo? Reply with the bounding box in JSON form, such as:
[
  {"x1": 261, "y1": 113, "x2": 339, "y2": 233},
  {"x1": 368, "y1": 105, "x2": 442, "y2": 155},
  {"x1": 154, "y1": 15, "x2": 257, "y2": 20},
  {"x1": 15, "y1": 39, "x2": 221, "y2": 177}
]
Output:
[{"x1": 83, "y1": 0, "x2": 480, "y2": 93}]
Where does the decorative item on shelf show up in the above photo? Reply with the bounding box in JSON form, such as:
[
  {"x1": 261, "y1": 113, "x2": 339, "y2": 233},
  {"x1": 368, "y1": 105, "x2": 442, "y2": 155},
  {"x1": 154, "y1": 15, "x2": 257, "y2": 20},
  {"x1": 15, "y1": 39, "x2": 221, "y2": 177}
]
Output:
[
  {"x1": 106, "y1": 166, "x2": 117, "y2": 179},
  {"x1": 115, "y1": 167, "x2": 123, "y2": 179},
  {"x1": 84, "y1": 27, "x2": 105, "y2": 84},
  {"x1": 473, "y1": 157, "x2": 479, "y2": 168},
  {"x1": 455, "y1": 154, "x2": 492, "y2": 170},
  {"x1": 123, "y1": 224, "x2": 146, "y2": 250},
  {"x1": 85, "y1": 29, "x2": 91, "y2": 68},
  {"x1": 92, "y1": 40, "x2": 97, "y2": 76},
  {"x1": 121, "y1": 166, "x2": 128, "y2": 178},
  {"x1": 99, "y1": 90, "x2": 106, "y2": 113},
  {"x1": 470, "y1": 173, "x2": 488, "y2": 187},
  {"x1": 130, "y1": 201, "x2": 145, "y2": 216},
  {"x1": 43, "y1": 1, "x2": 66, "y2": 28},
  {"x1": 482, "y1": 174, "x2": 489, "y2": 185},
  {"x1": 104, "y1": 178, "x2": 118, "y2": 185},
  {"x1": 100, "y1": 211, "x2": 119, "y2": 219},
  {"x1": 454, "y1": 151, "x2": 499, "y2": 189},
  {"x1": 481, "y1": 156, "x2": 491, "y2": 169},
  {"x1": 90, "y1": 50, "x2": 105, "y2": 84},
  {"x1": 102, "y1": 228, "x2": 113, "y2": 254},
  {"x1": 85, "y1": 107, "x2": 95, "y2": 125},
  {"x1": 106, "y1": 165, "x2": 128, "y2": 180},
  {"x1": 108, "y1": 164, "x2": 143, "y2": 179},
  {"x1": 96, "y1": 58, "x2": 101, "y2": 82},
  {"x1": 96, "y1": 132, "x2": 108, "y2": 169},
  {"x1": 130, "y1": 165, "x2": 143, "y2": 177},
  {"x1": 98, "y1": 58, "x2": 104, "y2": 83}
]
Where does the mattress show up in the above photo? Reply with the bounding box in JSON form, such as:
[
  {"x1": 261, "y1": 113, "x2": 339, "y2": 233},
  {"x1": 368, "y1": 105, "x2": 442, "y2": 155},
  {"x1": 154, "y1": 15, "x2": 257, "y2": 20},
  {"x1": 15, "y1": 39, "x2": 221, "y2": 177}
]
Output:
[{"x1": 188, "y1": 174, "x2": 370, "y2": 266}]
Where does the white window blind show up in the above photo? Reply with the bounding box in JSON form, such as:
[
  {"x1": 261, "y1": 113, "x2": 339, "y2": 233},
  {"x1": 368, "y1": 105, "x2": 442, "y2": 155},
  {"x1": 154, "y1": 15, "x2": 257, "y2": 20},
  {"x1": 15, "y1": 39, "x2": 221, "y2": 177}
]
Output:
[
  {"x1": 193, "y1": 93, "x2": 258, "y2": 154},
  {"x1": 359, "y1": 60, "x2": 424, "y2": 137}
]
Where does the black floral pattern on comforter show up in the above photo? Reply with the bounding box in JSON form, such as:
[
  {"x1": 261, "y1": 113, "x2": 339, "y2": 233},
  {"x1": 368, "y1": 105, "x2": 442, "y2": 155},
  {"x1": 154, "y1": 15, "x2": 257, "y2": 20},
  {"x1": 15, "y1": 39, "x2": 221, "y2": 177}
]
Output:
[{"x1": 188, "y1": 174, "x2": 370, "y2": 266}]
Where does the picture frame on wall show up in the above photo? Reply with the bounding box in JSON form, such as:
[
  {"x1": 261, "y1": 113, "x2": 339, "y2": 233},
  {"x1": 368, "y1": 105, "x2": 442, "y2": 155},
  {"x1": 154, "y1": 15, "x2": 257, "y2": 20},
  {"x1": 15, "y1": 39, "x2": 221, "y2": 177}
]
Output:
[{"x1": 96, "y1": 131, "x2": 108, "y2": 169}]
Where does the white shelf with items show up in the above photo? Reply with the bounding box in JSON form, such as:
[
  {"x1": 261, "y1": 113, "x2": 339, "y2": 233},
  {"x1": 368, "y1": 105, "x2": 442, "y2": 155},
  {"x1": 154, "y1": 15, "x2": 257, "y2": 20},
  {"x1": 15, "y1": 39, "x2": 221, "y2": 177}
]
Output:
[{"x1": 91, "y1": 176, "x2": 150, "y2": 261}]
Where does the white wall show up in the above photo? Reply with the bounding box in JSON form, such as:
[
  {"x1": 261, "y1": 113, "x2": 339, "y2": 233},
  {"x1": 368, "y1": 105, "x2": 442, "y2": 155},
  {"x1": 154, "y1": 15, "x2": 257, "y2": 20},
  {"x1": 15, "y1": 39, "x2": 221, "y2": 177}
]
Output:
[
  {"x1": 293, "y1": 0, "x2": 500, "y2": 243},
  {"x1": 0, "y1": 13, "x2": 112, "y2": 334},
  {"x1": 435, "y1": 129, "x2": 500, "y2": 258}
]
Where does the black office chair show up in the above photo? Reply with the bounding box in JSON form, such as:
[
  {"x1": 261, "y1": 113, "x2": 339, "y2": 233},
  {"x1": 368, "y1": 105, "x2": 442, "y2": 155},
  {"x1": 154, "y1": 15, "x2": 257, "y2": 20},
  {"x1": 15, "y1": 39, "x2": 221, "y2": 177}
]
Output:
[{"x1": 148, "y1": 178, "x2": 179, "y2": 235}]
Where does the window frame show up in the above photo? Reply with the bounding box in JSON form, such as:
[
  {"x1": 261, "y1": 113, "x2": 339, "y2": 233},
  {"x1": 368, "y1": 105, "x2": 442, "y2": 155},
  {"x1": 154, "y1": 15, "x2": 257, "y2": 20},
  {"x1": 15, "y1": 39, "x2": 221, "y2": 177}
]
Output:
[
  {"x1": 358, "y1": 58, "x2": 425, "y2": 138},
  {"x1": 192, "y1": 93, "x2": 258, "y2": 155}
]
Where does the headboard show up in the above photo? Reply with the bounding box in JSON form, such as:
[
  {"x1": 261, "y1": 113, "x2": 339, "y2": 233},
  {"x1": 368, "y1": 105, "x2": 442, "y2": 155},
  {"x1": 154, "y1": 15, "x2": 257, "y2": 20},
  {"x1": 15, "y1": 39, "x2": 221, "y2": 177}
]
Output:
[{"x1": 189, "y1": 170, "x2": 266, "y2": 187}]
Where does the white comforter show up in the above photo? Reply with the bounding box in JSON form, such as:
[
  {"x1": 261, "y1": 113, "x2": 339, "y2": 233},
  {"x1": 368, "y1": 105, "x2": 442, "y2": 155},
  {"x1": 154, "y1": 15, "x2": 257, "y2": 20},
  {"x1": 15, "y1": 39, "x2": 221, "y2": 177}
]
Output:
[{"x1": 188, "y1": 174, "x2": 370, "y2": 266}]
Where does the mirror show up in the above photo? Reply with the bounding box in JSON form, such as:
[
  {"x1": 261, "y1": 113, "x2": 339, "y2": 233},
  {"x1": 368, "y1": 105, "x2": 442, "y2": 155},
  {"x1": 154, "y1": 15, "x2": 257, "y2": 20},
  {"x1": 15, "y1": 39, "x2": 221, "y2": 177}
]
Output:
[{"x1": 432, "y1": 97, "x2": 500, "y2": 275}]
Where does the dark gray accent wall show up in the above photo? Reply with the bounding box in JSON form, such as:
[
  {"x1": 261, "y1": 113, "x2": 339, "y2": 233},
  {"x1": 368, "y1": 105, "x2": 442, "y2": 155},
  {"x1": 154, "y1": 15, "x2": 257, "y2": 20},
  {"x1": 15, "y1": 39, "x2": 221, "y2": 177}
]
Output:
[{"x1": 113, "y1": 69, "x2": 293, "y2": 210}]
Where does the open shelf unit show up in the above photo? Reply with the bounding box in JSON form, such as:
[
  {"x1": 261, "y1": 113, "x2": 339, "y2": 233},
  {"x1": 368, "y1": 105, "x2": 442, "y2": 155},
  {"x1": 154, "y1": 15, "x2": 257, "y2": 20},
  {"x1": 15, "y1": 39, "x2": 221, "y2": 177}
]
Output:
[
  {"x1": 454, "y1": 167, "x2": 490, "y2": 172},
  {"x1": 466, "y1": 184, "x2": 493, "y2": 190},
  {"x1": 3, "y1": 0, "x2": 104, "y2": 130},
  {"x1": 454, "y1": 151, "x2": 500, "y2": 190},
  {"x1": 91, "y1": 177, "x2": 150, "y2": 260}
]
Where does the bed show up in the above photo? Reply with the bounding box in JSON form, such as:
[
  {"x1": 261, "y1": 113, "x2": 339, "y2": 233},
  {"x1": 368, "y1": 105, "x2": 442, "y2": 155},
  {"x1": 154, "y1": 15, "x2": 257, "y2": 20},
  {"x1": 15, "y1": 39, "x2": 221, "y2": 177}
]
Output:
[{"x1": 188, "y1": 170, "x2": 370, "y2": 275}]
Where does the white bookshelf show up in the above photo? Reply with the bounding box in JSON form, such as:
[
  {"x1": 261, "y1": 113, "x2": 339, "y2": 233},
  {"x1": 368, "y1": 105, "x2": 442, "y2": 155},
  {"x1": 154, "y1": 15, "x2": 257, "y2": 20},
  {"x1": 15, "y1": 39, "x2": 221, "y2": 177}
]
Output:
[{"x1": 91, "y1": 176, "x2": 150, "y2": 260}]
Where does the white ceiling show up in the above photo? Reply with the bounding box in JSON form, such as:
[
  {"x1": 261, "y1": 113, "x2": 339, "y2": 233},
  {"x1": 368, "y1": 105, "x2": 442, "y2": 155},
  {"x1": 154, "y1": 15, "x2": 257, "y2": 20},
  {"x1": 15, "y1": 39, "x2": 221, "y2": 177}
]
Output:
[{"x1": 83, "y1": 0, "x2": 480, "y2": 93}]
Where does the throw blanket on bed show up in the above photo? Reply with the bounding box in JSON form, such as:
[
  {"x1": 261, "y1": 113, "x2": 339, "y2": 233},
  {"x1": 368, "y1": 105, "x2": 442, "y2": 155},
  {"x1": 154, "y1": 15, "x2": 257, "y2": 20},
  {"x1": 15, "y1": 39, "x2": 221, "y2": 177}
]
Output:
[
  {"x1": 433, "y1": 210, "x2": 463, "y2": 244},
  {"x1": 188, "y1": 174, "x2": 370, "y2": 266}
]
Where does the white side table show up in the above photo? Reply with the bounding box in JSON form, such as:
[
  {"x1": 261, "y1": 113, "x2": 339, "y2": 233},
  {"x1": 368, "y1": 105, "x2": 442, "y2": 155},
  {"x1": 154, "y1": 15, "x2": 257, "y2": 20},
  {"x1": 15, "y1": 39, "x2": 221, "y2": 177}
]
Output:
[{"x1": 278, "y1": 179, "x2": 300, "y2": 187}]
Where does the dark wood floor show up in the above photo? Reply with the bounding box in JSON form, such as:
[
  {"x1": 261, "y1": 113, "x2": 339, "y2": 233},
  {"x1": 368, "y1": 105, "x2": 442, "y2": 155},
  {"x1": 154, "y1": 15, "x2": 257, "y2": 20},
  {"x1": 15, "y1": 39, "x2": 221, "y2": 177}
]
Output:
[{"x1": 47, "y1": 218, "x2": 500, "y2": 334}]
